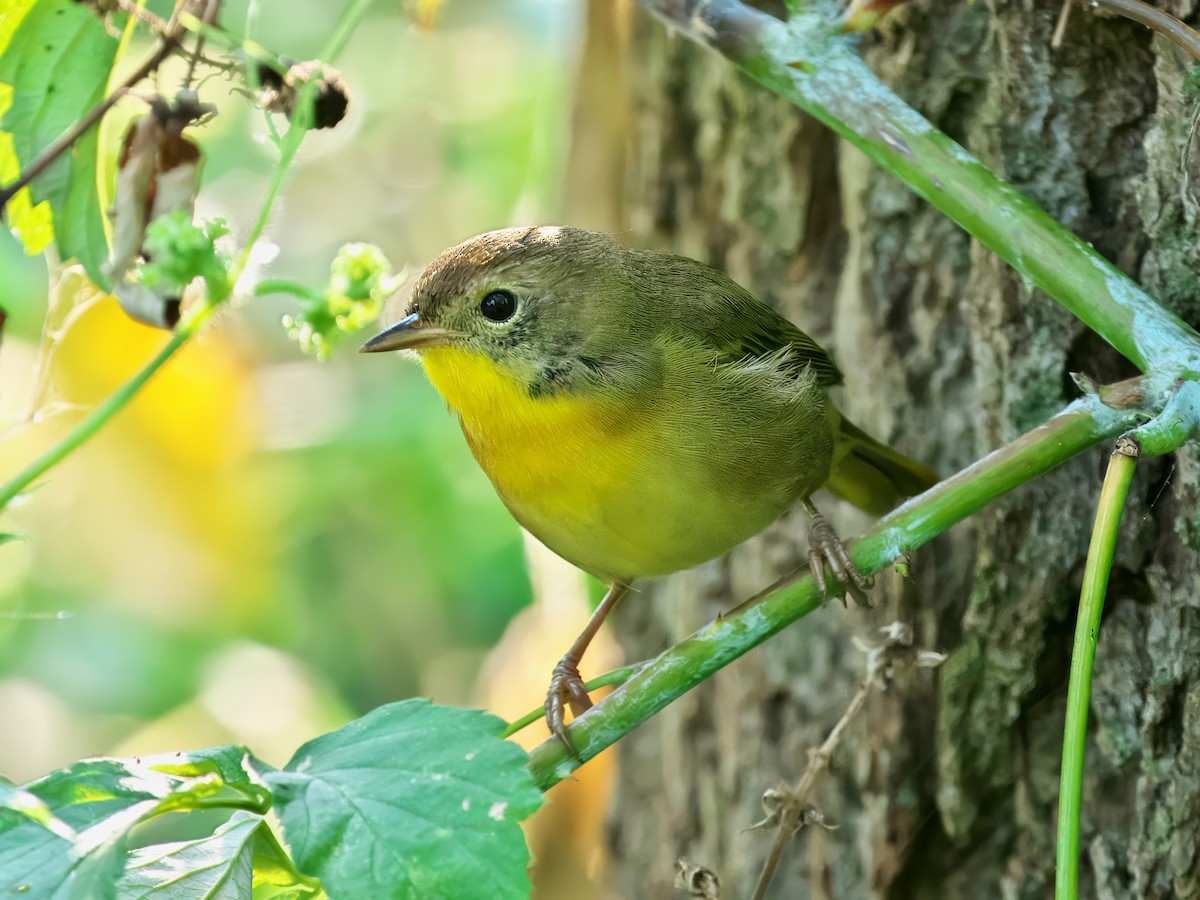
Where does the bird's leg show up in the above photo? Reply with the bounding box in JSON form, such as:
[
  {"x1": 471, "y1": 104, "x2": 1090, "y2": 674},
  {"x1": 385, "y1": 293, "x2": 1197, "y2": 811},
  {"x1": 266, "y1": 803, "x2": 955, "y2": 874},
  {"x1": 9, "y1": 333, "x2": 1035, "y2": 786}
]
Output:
[
  {"x1": 545, "y1": 582, "x2": 631, "y2": 755},
  {"x1": 803, "y1": 498, "x2": 872, "y2": 608}
]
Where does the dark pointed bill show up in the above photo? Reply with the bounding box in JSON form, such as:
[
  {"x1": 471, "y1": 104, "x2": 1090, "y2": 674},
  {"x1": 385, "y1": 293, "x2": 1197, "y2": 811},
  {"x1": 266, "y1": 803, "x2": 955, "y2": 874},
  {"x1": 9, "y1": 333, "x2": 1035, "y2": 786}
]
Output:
[{"x1": 360, "y1": 312, "x2": 451, "y2": 353}]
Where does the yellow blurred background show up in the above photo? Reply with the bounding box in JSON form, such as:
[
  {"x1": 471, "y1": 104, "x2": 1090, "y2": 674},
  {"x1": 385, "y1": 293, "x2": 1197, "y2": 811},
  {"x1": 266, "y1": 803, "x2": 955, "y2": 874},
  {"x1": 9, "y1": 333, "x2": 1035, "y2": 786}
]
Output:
[{"x1": 0, "y1": 1, "x2": 620, "y2": 895}]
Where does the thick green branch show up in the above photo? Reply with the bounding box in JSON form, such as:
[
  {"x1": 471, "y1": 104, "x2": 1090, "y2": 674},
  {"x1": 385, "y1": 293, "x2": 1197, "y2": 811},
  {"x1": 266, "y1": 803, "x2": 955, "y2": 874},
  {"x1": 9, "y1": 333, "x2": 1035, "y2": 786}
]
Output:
[
  {"x1": 1056, "y1": 436, "x2": 1139, "y2": 899},
  {"x1": 636, "y1": 0, "x2": 1200, "y2": 378},
  {"x1": 528, "y1": 387, "x2": 1145, "y2": 790}
]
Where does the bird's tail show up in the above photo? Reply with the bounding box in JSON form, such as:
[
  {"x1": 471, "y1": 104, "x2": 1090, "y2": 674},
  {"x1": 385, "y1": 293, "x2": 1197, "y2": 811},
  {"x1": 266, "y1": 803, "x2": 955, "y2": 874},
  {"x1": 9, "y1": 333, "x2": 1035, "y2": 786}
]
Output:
[{"x1": 825, "y1": 409, "x2": 939, "y2": 516}]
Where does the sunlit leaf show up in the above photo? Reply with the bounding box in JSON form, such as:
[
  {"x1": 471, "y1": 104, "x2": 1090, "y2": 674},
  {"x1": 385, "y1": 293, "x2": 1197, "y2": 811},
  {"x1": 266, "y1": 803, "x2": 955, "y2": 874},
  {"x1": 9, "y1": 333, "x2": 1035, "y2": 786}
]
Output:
[
  {"x1": 0, "y1": 778, "x2": 74, "y2": 840},
  {"x1": 267, "y1": 699, "x2": 543, "y2": 900},
  {"x1": 0, "y1": 748, "x2": 273, "y2": 898},
  {"x1": 0, "y1": 0, "x2": 119, "y2": 287},
  {"x1": 117, "y1": 812, "x2": 320, "y2": 900}
]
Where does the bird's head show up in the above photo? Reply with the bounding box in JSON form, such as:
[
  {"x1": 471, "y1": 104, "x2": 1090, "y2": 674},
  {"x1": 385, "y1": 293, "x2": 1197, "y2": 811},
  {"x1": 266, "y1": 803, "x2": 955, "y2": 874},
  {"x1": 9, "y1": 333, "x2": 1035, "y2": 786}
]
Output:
[{"x1": 361, "y1": 226, "x2": 637, "y2": 396}]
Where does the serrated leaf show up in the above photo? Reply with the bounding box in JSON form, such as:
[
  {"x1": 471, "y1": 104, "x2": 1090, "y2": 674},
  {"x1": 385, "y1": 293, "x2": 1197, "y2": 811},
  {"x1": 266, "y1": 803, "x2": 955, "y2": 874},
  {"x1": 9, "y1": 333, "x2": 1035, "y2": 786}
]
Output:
[
  {"x1": 117, "y1": 815, "x2": 258, "y2": 900},
  {"x1": 0, "y1": 0, "x2": 118, "y2": 287},
  {"x1": 0, "y1": 747, "x2": 272, "y2": 899},
  {"x1": 266, "y1": 699, "x2": 543, "y2": 900},
  {"x1": 117, "y1": 812, "x2": 319, "y2": 900}
]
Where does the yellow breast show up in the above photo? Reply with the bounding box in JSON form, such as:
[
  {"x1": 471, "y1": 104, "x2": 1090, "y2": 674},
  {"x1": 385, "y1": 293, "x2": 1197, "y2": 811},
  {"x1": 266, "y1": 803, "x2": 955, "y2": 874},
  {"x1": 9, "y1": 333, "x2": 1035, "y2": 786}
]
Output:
[
  {"x1": 415, "y1": 344, "x2": 811, "y2": 581},
  {"x1": 418, "y1": 347, "x2": 647, "y2": 525}
]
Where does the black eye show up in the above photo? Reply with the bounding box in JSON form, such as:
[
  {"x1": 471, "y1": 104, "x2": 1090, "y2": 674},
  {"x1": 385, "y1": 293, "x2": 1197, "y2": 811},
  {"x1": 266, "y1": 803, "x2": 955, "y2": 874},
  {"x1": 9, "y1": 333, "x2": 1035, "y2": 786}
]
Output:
[{"x1": 479, "y1": 289, "x2": 517, "y2": 322}]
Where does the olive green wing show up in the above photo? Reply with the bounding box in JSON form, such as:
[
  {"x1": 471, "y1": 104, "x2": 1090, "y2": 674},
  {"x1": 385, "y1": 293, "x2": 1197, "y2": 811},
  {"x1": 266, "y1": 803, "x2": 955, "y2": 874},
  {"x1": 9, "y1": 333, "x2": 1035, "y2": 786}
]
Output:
[
  {"x1": 710, "y1": 304, "x2": 843, "y2": 387},
  {"x1": 630, "y1": 249, "x2": 843, "y2": 387},
  {"x1": 690, "y1": 263, "x2": 843, "y2": 387}
]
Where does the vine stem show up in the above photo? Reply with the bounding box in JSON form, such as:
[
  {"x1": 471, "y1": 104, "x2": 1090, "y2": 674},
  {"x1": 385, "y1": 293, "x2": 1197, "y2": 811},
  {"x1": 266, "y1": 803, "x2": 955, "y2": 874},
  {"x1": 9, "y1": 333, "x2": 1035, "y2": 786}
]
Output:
[
  {"x1": 1088, "y1": 0, "x2": 1200, "y2": 61},
  {"x1": 1055, "y1": 435, "x2": 1140, "y2": 899},
  {"x1": 528, "y1": 382, "x2": 1151, "y2": 790},
  {"x1": 0, "y1": 301, "x2": 212, "y2": 512},
  {"x1": 635, "y1": 0, "x2": 1200, "y2": 380}
]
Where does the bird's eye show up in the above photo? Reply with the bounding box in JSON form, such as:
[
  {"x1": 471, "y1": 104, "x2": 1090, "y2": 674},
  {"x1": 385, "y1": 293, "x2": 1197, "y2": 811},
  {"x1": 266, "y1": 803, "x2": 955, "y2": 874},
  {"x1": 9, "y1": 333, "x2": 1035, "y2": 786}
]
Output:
[{"x1": 479, "y1": 290, "x2": 517, "y2": 322}]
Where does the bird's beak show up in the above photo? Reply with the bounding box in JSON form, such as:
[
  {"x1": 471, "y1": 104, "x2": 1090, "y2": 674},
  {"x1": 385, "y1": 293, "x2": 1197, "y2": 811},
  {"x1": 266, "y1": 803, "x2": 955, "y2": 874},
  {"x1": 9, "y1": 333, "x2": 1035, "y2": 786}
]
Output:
[{"x1": 359, "y1": 312, "x2": 451, "y2": 353}]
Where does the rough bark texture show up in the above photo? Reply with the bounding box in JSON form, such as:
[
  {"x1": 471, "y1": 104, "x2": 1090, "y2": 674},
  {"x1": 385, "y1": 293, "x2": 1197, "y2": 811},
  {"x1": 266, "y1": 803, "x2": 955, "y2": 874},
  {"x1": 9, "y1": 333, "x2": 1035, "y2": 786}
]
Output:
[{"x1": 580, "y1": 3, "x2": 1200, "y2": 898}]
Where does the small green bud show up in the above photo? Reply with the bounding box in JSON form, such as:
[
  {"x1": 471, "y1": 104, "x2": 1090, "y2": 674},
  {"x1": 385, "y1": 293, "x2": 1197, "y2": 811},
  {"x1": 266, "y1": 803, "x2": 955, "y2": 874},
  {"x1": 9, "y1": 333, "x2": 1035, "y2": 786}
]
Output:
[
  {"x1": 330, "y1": 242, "x2": 392, "y2": 304},
  {"x1": 139, "y1": 212, "x2": 232, "y2": 303},
  {"x1": 283, "y1": 242, "x2": 398, "y2": 359}
]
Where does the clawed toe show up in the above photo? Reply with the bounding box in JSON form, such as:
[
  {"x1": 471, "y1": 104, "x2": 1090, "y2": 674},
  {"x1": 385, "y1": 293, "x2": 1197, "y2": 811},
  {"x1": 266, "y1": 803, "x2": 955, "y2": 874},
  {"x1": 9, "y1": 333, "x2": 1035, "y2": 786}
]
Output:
[
  {"x1": 544, "y1": 658, "x2": 593, "y2": 756},
  {"x1": 806, "y1": 507, "x2": 873, "y2": 608}
]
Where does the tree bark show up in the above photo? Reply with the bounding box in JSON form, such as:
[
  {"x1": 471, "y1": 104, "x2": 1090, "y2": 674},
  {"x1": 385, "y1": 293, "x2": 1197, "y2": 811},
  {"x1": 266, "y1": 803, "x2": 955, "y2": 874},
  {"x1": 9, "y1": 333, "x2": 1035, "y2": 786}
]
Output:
[{"x1": 573, "y1": 2, "x2": 1200, "y2": 897}]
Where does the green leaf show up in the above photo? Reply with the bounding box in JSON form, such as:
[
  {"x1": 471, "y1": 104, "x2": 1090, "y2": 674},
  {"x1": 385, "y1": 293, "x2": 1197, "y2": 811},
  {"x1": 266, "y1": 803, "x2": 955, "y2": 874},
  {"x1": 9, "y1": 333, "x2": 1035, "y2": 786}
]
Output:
[
  {"x1": 267, "y1": 699, "x2": 543, "y2": 900},
  {"x1": 0, "y1": 760, "x2": 153, "y2": 900},
  {"x1": 245, "y1": 814, "x2": 324, "y2": 899},
  {"x1": 0, "y1": 0, "x2": 119, "y2": 287},
  {"x1": 0, "y1": 778, "x2": 74, "y2": 840},
  {"x1": 117, "y1": 813, "x2": 320, "y2": 900},
  {"x1": 0, "y1": 748, "x2": 273, "y2": 898}
]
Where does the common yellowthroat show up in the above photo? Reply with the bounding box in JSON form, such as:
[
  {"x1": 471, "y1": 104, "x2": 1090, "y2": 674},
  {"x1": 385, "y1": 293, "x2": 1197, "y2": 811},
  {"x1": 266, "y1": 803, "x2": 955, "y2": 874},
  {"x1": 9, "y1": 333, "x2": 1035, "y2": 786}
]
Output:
[{"x1": 362, "y1": 226, "x2": 937, "y2": 748}]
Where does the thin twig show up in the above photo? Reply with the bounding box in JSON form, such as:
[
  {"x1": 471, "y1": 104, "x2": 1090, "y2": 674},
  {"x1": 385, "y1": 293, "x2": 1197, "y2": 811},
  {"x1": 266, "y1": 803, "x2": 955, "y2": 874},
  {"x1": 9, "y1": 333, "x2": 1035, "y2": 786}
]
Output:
[
  {"x1": 0, "y1": 37, "x2": 180, "y2": 214},
  {"x1": 1087, "y1": 0, "x2": 1200, "y2": 61},
  {"x1": 750, "y1": 680, "x2": 871, "y2": 900},
  {"x1": 749, "y1": 623, "x2": 942, "y2": 900},
  {"x1": 183, "y1": 0, "x2": 222, "y2": 88},
  {"x1": 115, "y1": 0, "x2": 172, "y2": 33},
  {"x1": 0, "y1": 0, "x2": 370, "y2": 512},
  {"x1": 1051, "y1": 0, "x2": 1072, "y2": 48},
  {"x1": 0, "y1": 270, "x2": 104, "y2": 442}
]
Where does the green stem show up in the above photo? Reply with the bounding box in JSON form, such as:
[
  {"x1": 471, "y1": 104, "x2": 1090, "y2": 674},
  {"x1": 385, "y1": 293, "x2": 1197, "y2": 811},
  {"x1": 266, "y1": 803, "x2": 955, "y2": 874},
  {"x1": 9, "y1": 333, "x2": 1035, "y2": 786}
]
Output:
[
  {"x1": 0, "y1": 301, "x2": 216, "y2": 512},
  {"x1": 0, "y1": 1, "x2": 378, "y2": 513},
  {"x1": 0, "y1": 112, "x2": 302, "y2": 514},
  {"x1": 1130, "y1": 379, "x2": 1200, "y2": 454},
  {"x1": 528, "y1": 388, "x2": 1146, "y2": 790},
  {"x1": 636, "y1": 1, "x2": 1200, "y2": 378},
  {"x1": 252, "y1": 279, "x2": 323, "y2": 302},
  {"x1": 501, "y1": 665, "x2": 639, "y2": 738},
  {"x1": 1056, "y1": 437, "x2": 1139, "y2": 899}
]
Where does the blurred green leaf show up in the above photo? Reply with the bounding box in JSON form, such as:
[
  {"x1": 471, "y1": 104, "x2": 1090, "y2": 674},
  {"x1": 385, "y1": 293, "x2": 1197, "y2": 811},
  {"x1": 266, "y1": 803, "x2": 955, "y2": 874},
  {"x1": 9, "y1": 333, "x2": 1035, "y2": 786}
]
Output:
[
  {"x1": 117, "y1": 812, "x2": 320, "y2": 900},
  {"x1": 0, "y1": 0, "x2": 118, "y2": 287},
  {"x1": 266, "y1": 699, "x2": 543, "y2": 900},
  {"x1": 0, "y1": 748, "x2": 273, "y2": 898}
]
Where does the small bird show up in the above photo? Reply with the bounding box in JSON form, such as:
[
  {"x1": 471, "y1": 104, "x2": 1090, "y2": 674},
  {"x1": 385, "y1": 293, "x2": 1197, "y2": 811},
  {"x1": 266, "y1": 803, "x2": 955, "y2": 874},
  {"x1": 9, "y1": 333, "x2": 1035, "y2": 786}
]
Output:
[{"x1": 362, "y1": 226, "x2": 937, "y2": 749}]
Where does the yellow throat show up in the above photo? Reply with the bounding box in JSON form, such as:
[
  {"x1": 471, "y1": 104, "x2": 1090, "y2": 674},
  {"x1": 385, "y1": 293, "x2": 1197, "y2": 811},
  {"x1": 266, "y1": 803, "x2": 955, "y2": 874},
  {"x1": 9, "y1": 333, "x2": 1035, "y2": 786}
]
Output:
[{"x1": 417, "y1": 347, "x2": 650, "y2": 538}]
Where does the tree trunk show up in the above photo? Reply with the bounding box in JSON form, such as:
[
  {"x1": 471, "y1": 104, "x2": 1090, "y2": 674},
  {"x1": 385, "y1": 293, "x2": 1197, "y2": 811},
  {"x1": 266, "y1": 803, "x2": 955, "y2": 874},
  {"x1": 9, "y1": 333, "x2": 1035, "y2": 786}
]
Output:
[{"x1": 573, "y1": 3, "x2": 1200, "y2": 897}]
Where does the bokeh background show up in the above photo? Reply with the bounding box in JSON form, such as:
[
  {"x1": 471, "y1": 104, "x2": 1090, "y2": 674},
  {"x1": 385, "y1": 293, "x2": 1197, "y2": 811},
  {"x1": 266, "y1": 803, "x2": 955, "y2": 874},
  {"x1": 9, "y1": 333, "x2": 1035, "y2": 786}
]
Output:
[{"x1": 0, "y1": 1, "x2": 617, "y2": 894}]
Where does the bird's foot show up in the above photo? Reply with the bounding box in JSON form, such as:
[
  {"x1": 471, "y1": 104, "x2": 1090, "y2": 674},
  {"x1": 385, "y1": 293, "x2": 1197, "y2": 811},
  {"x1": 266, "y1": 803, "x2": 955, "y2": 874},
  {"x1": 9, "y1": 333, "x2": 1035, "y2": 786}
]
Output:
[
  {"x1": 807, "y1": 514, "x2": 873, "y2": 608},
  {"x1": 544, "y1": 657, "x2": 593, "y2": 757}
]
